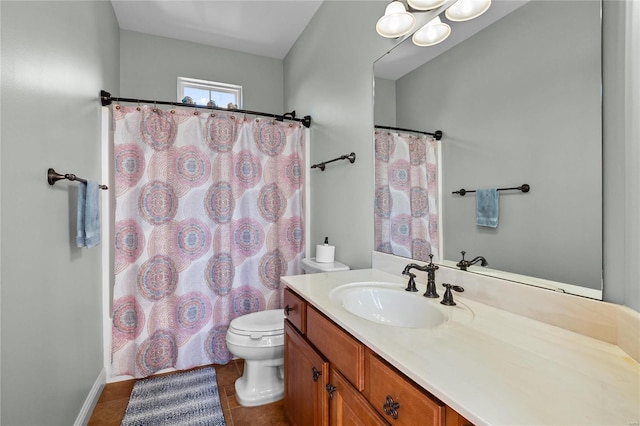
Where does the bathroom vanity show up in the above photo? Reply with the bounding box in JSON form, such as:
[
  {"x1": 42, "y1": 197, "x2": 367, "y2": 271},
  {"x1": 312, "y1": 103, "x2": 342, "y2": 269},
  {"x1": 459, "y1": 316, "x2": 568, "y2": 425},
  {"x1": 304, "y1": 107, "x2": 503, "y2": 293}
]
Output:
[
  {"x1": 281, "y1": 266, "x2": 640, "y2": 425},
  {"x1": 283, "y1": 285, "x2": 470, "y2": 425}
]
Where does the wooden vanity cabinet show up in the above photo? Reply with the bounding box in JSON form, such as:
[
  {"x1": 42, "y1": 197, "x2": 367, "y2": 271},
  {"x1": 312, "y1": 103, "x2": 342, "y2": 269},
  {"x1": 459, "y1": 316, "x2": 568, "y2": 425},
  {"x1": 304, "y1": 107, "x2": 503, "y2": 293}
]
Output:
[
  {"x1": 283, "y1": 287, "x2": 474, "y2": 426},
  {"x1": 284, "y1": 320, "x2": 329, "y2": 426}
]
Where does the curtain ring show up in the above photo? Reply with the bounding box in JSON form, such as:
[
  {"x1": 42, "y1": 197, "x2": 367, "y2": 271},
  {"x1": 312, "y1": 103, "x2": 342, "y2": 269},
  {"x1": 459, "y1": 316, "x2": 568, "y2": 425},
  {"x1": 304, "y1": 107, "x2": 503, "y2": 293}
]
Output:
[
  {"x1": 114, "y1": 101, "x2": 121, "y2": 110},
  {"x1": 136, "y1": 100, "x2": 141, "y2": 111}
]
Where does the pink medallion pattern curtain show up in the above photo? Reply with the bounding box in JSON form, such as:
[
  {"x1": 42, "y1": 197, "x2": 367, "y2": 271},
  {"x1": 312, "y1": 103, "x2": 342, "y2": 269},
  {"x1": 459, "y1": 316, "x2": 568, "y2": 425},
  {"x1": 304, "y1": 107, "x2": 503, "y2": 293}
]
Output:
[
  {"x1": 374, "y1": 130, "x2": 439, "y2": 262},
  {"x1": 111, "y1": 106, "x2": 305, "y2": 378}
]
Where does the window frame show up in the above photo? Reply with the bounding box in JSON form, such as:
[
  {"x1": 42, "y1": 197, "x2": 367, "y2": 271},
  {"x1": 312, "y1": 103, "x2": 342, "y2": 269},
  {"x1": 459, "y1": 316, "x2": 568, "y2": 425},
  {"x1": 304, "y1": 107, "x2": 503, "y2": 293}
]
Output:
[{"x1": 177, "y1": 76, "x2": 243, "y2": 108}]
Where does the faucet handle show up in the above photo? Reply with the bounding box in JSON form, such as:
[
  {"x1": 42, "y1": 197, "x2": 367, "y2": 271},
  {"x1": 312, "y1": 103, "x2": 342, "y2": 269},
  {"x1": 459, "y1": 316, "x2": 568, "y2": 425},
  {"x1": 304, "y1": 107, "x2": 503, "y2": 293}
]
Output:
[
  {"x1": 440, "y1": 283, "x2": 464, "y2": 306},
  {"x1": 404, "y1": 273, "x2": 418, "y2": 292}
]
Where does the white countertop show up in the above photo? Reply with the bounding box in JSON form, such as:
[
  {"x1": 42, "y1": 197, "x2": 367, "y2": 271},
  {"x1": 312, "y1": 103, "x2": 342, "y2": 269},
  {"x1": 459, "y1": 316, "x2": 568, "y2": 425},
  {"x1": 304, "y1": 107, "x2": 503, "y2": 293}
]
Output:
[{"x1": 282, "y1": 268, "x2": 640, "y2": 426}]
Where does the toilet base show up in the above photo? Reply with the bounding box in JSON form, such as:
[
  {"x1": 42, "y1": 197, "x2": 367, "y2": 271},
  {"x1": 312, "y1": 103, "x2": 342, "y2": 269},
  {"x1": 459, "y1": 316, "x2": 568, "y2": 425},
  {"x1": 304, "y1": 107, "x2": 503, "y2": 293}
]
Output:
[{"x1": 234, "y1": 359, "x2": 284, "y2": 407}]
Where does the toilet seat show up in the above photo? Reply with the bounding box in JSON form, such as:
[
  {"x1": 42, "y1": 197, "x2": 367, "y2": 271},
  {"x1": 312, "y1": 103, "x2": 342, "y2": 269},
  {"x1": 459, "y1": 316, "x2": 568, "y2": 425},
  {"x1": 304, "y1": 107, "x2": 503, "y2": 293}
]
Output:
[{"x1": 229, "y1": 309, "x2": 284, "y2": 339}]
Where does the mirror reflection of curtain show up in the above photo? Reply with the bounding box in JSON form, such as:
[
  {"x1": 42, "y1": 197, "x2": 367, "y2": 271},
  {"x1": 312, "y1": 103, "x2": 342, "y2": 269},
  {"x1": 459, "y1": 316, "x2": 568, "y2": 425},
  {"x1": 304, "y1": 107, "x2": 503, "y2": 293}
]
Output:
[
  {"x1": 374, "y1": 131, "x2": 439, "y2": 262},
  {"x1": 110, "y1": 106, "x2": 305, "y2": 378}
]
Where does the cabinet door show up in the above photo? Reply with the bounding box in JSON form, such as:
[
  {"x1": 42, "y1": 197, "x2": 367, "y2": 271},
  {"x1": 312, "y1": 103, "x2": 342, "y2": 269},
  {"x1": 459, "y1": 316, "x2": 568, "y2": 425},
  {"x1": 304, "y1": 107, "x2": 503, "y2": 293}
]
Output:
[
  {"x1": 328, "y1": 369, "x2": 387, "y2": 426},
  {"x1": 285, "y1": 321, "x2": 329, "y2": 426},
  {"x1": 364, "y1": 349, "x2": 445, "y2": 426}
]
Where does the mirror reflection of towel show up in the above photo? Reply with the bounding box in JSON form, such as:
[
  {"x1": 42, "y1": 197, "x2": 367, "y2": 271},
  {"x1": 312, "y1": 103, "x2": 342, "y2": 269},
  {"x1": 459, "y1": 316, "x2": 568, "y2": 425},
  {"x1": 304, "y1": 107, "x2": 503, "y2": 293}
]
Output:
[{"x1": 476, "y1": 188, "x2": 499, "y2": 228}]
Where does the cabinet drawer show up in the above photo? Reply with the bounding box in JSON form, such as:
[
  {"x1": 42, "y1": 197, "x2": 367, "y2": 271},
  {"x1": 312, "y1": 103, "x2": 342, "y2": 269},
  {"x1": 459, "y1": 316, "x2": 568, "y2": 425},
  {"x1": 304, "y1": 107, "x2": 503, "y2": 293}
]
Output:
[
  {"x1": 365, "y1": 349, "x2": 445, "y2": 426},
  {"x1": 307, "y1": 306, "x2": 365, "y2": 391},
  {"x1": 284, "y1": 287, "x2": 306, "y2": 334}
]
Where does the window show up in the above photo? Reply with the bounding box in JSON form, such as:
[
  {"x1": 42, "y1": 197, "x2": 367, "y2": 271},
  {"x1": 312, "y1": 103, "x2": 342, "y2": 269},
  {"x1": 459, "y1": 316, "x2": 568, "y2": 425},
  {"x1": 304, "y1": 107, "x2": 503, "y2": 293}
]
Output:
[{"x1": 177, "y1": 77, "x2": 243, "y2": 109}]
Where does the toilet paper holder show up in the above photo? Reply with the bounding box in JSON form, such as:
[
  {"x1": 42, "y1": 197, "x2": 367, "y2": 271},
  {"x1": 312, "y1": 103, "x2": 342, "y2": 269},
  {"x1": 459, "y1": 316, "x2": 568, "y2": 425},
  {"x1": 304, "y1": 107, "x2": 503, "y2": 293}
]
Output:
[{"x1": 311, "y1": 152, "x2": 356, "y2": 172}]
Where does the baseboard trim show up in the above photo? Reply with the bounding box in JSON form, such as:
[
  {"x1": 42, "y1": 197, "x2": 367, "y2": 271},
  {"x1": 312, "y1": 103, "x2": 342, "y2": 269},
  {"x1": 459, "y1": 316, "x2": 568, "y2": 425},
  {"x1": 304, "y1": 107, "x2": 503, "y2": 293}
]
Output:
[{"x1": 74, "y1": 368, "x2": 106, "y2": 426}]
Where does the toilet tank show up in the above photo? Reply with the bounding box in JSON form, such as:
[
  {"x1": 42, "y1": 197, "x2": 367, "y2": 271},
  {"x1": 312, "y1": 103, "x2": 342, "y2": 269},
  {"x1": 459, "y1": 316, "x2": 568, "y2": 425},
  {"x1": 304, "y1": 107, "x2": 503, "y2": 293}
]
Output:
[{"x1": 300, "y1": 258, "x2": 350, "y2": 274}]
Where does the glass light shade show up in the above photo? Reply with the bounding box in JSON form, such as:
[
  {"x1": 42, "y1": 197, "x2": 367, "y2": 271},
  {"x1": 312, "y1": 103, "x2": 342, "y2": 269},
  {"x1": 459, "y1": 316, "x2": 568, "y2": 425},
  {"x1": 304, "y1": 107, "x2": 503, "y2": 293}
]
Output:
[
  {"x1": 445, "y1": 0, "x2": 491, "y2": 22},
  {"x1": 407, "y1": 0, "x2": 447, "y2": 11},
  {"x1": 412, "y1": 16, "x2": 451, "y2": 46},
  {"x1": 376, "y1": 1, "x2": 417, "y2": 38}
]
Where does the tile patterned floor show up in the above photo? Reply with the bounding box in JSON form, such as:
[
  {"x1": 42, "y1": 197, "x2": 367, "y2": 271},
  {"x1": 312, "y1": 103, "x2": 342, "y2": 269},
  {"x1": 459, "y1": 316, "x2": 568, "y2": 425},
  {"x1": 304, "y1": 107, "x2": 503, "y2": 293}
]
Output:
[{"x1": 88, "y1": 360, "x2": 288, "y2": 425}]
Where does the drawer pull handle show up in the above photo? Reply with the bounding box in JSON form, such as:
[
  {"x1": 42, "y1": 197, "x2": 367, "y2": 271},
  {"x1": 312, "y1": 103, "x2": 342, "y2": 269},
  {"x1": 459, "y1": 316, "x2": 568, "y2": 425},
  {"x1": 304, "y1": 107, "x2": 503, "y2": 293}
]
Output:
[
  {"x1": 284, "y1": 304, "x2": 293, "y2": 316},
  {"x1": 383, "y1": 395, "x2": 400, "y2": 419},
  {"x1": 326, "y1": 384, "x2": 336, "y2": 400},
  {"x1": 312, "y1": 367, "x2": 322, "y2": 382}
]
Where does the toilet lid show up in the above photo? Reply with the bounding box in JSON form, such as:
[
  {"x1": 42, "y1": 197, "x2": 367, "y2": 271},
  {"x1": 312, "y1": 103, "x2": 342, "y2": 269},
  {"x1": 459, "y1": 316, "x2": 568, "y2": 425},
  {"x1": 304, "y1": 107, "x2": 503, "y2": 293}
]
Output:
[{"x1": 229, "y1": 309, "x2": 284, "y2": 338}]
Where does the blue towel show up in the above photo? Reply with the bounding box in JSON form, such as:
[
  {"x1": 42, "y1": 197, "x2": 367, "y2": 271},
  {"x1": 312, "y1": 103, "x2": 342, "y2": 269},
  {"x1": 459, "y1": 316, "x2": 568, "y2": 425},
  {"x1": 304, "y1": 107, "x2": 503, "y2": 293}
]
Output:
[
  {"x1": 76, "y1": 181, "x2": 101, "y2": 248},
  {"x1": 476, "y1": 188, "x2": 499, "y2": 228}
]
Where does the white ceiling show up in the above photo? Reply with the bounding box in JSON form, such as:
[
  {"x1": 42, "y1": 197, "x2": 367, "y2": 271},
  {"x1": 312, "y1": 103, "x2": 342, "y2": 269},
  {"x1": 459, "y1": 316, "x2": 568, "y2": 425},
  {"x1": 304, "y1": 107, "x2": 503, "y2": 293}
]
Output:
[
  {"x1": 111, "y1": 0, "x2": 529, "y2": 80},
  {"x1": 111, "y1": 0, "x2": 325, "y2": 59}
]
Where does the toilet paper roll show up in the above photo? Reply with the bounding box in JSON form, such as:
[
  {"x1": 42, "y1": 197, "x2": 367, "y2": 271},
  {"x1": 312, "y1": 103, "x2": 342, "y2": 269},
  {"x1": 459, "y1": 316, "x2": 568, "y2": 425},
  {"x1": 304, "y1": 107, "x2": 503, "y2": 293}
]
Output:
[{"x1": 316, "y1": 244, "x2": 335, "y2": 263}]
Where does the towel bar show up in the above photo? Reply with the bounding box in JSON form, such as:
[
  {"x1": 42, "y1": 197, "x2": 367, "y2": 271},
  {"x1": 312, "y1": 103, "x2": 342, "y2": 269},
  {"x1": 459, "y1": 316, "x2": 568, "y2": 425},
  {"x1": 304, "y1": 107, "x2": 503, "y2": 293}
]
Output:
[
  {"x1": 47, "y1": 168, "x2": 108, "y2": 190},
  {"x1": 311, "y1": 152, "x2": 356, "y2": 172},
  {"x1": 452, "y1": 184, "x2": 529, "y2": 196}
]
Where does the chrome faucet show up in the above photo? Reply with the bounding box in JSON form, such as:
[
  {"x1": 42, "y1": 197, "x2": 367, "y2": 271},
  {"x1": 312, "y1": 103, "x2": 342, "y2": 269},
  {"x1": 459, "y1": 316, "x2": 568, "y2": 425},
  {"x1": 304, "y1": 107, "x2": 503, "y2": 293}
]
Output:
[
  {"x1": 456, "y1": 250, "x2": 488, "y2": 271},
  {"x1": 402, "y1": 254, "x2": 439, "y2": 298}
]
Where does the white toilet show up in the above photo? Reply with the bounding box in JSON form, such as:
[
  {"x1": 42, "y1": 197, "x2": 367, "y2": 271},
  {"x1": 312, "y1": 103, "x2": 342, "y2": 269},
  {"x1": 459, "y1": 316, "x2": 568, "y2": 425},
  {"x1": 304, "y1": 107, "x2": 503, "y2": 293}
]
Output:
[
  {"x1": 226, "y1": 309, "x2": 285, "y2": 407},
  {"x1": 225, "y1": 258, "x2": 349, "y2": 407}
]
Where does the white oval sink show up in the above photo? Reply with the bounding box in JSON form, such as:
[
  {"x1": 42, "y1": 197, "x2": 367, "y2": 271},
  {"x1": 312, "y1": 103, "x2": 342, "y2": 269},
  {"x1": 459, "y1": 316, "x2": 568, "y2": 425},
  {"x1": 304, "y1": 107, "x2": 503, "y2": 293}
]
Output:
[{"x1": 329, "y1": 282, "x2": 446, "y2": 328}]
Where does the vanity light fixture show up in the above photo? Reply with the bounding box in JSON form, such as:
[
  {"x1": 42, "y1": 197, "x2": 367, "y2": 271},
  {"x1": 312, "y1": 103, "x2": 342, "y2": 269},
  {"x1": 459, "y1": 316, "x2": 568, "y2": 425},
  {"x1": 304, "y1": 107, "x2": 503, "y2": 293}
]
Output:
[
  {"x1": 412, "y1": 16, "x2": 451, "y2": 46},
  {"x1": 445, "y1": 0, "x2": 491, "y2": 22},
  {"x1": 376, "y1": 0, "x2": 491, "y2": 47},
  {"x1": 407, "y1": 0, "x2": 447, "y2": 10},
  {"x1": 376, "y1": 1, "x2": 416, "y2": 38}
]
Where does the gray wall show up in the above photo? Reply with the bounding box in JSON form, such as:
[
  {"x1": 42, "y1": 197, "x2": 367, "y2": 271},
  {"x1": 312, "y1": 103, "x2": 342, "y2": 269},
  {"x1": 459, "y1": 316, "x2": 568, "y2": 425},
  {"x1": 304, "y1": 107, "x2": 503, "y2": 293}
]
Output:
[
  {"x1": 285, "y1": 1, "x2": 638, "y2": 310},
  {"x1": 120, "y1": 30, "x2": 285, "y2": 113},
  {"x1": 395, "y1": 1, "x2": 602, "y2": 289},
  {"x1": 284, "y1": 1, "x2": 395, "y2": 269},
  {"x1": 0, "y1": 1, "x2": 120, "y2": 425}
]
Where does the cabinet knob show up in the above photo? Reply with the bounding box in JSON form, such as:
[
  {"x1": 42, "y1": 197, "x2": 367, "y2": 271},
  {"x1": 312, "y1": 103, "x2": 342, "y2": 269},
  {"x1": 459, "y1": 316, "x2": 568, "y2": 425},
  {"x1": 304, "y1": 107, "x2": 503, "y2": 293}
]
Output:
[
  {"x1": 383, "y1": 395, "x2": 400, "y2": 419},
  {"x1": 326, "y1": 384, "x2": 336, "y2": 400},
  {"x1": 312, "y1": 367, "x2": 322, "y2": 382},
  {"x1": 284, "y1": 304, "x2": 294, "y2": 316}
]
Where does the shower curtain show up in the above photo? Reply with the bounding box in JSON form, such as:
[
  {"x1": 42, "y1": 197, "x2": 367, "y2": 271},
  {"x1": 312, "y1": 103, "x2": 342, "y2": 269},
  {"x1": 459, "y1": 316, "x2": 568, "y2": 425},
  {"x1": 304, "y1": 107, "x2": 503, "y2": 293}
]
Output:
[
  {"x1": 374, "y1": 130, "x2": 439, "y2": 262},
  {"x1": 111, "y1": 106, "x2": 305, "y2": 378}
]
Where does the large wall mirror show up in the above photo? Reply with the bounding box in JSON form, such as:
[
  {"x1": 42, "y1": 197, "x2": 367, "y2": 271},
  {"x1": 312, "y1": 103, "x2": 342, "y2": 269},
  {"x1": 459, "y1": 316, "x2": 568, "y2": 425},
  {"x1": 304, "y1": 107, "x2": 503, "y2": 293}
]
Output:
[{"x1": 373, "y1": 0, "x2": 602, "y2": 299}]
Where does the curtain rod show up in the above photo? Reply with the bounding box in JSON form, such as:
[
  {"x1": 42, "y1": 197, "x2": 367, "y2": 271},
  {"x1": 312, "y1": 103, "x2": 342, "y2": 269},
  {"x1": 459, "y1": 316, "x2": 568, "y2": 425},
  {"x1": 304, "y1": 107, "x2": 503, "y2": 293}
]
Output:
[
  {"x1": 375, "y1": 125, "x2": 443, "y2": 140},
  {"x1": 100, "y1": 90, "x2": 311, "y2": 128}
]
